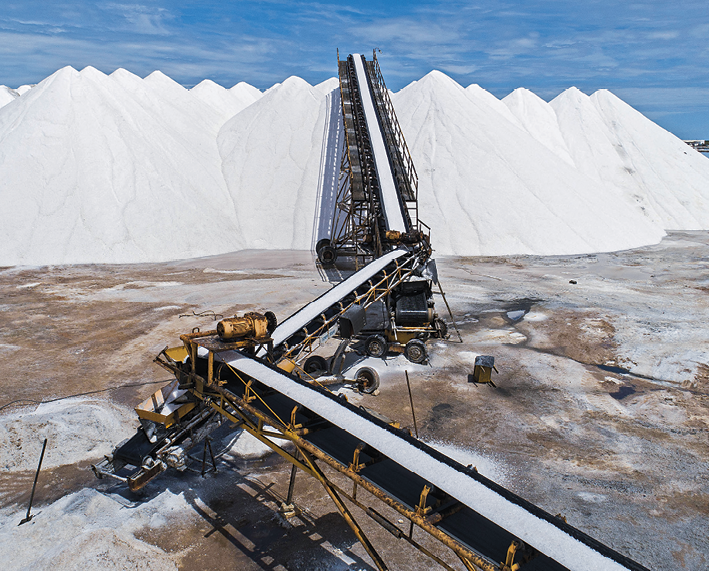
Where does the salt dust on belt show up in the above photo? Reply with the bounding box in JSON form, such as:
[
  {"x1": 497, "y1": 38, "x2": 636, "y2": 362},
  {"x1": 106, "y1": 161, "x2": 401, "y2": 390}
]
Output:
[{"x1": 1, "y1": 65, "x2": 709, "y2": 266}]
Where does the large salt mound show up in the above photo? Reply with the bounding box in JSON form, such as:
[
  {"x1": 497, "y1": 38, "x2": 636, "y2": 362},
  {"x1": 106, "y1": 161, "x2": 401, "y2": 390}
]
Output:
[
  {"x1": 552, "y1": 87, "x2": 709, "y2": 229},
  {"x1": 503, "y1": 87, "x2": 574, "y2": 166},
  {"x1": 392, "y1": 71, "x2": 664, "y2": 256},
  {"x1": 0, "y1": 86, "x2": 16, "y2": 109},
  {"x1": 3, "y1": 65, "x2": 709, "y2": 265},
  {"x1": 465, "y1": 83, "x2": 521, "y2": 128},
  {"x1": 0, "y1": 66, "x2": 244, "y2": 265},
  {"x1": 190, "y1": 79, "x2": 262, "y2": 122},
  {"x1": 218, "y1": 76, "x2": 336, "y2": 250}
]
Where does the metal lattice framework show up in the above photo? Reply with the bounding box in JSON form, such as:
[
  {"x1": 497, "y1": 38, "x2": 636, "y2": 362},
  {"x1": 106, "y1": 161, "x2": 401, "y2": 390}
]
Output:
[{"x1": 328, "y1": 52, "x2": 429, "y2": 268}]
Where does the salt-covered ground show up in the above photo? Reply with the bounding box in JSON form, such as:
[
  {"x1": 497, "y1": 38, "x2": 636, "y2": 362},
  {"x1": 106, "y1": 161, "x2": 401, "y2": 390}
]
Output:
[
  {"x1": 3, "y1": 67, "x2": 709, "y2": 266},
  {"x1": 1, "y1": 238, "x2": 707, "y2": 570}
]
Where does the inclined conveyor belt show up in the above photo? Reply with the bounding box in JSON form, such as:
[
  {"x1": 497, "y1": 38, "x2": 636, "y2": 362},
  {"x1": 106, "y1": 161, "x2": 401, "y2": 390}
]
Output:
[
  {"x1": 214, "y1": 352, "x2": 648, "y2": 571},
  {"x1": 351, "y1": 54, "x2": 408, "y2": 234},
  {"x1": 258, "y1": 248, "x2": 411, "y2": 358}
]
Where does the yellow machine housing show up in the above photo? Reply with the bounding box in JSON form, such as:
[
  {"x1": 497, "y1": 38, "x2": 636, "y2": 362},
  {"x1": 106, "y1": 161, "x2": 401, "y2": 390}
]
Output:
[{"x1": 217, "y1": 312, "x2": 272, "y2": 341}]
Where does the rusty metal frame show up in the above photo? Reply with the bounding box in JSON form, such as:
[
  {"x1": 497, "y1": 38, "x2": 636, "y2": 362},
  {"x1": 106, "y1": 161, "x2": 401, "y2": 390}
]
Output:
[
  {"x1": 328, "y1": 133, "x2": 375, "y2": 269},
  {"x1": 155, "y1": 361, "x2": 503, "y2": 571}
]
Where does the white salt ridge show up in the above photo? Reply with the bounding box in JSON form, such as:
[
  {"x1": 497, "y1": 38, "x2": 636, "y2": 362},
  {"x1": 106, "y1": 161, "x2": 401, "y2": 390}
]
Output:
[
  {"x1": 465, "y1": 83, "x2": 522, "y2": 128},
  {"x1": 392, "y1": 71, "x2": 665, "y2": 256},
  {"x1": 218, "y1": 76, "x2": 331, "y2": 250},
  {"x1": 503, "y1": 87, "x2": 575, "y2": 165},
  {"x1": 552, "y1": 87, "x2": 709, "y2": 229},
  {"x1": 0, "y1": 398, "x2": 136, "y2": 472},
  {"x1": 2, "y1": 66, "x2": 709, "y2": 265},
  {"x1": 0, "y1": 86, "x2": 17, "y2": 109},
  {"x1": 190, "y1": 79, "x2": 262, "y2": 122},
  {"x1": 0, "y1": 487, "x2": 185, "y2": 570},
  {"x1": 0, "y1": 66, "x2": 245, "y2": 265},
  {"x1": 313, "y1": 77, "x2": 340, "y2": 96}
]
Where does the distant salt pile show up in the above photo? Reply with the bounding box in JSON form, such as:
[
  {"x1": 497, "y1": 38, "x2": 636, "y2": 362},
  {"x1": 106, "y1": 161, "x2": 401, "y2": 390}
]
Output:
[
  {"x1": 552, "y1": 88, "x2": 709, "y2": 229},
  {"x1": 391, "y1": 71, "x2": 664, "y2": 256},
  {"x1": 1, "y1": 65, "x2": 708, "y2": 265},
  {"x1": 0, "y1": 86, "x2": 17, "y2": 108}
]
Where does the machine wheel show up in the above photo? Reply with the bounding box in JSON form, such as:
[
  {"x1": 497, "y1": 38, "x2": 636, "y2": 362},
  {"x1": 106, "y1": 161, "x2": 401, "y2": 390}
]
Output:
[
  {"x1": 434, "y1": 318, "x2": 448, "y2": 339},
  {"x1": 303, "y1": 355, "x2": 328, "y2": 376},
  {"x1": 404, "y1": 339, "x2": 427, "y2": 364},
  {"x1": 265, "y1": 311, "x2": 278, "y2": 334},
  {"x1": 365, "y1": 334, "x2": 388, "y2": 358},
  {"x1": 356, "y1": 367, "x2": 380, "y2": 394}
]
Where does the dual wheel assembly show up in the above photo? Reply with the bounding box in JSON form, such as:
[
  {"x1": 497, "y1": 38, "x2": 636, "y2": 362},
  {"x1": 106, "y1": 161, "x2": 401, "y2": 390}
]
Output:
[{"x1": 364, "y1": 334, "x2": 427, "y2": 364}]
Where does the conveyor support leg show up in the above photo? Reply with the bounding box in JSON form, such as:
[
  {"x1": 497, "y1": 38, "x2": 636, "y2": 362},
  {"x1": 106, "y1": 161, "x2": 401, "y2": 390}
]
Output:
[{"x1": 298, "y1": 447, "x2": 388, "y2": 571}]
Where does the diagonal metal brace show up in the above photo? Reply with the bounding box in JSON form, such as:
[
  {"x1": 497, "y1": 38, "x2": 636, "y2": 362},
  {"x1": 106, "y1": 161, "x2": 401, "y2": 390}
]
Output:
[{"x1": 297, "y1": 446, "x2": 388, "y2": 571}]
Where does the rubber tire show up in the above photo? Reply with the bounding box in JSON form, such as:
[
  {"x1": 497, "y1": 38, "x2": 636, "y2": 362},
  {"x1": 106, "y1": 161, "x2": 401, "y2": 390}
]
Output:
[
  {"x1": 404, "y1": 339, "x2": 427, "y2": 364},
  {"x1": 303, "y1": 355, "x2": 328, "y2": 376},
  {"x1": 365, "y1": 334, "x2": 388, "y2": 358},
  {"x1": 356, "y1": 367, "x2": 380, "y2": 394},
  {"x1": 434, "y1": 317, "x2": 448, "y2": 339}
]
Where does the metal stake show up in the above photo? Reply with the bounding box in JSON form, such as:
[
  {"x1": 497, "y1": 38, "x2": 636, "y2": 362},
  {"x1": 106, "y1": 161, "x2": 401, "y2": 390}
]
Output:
[
  {"x1": 437, "y1": 280, "x2": 462, "y2": 342},
  {"x1": 19, "y1": 438, "x2": 47, "y2": 526},
  {"x1": 405, "y1": 371, "x2": 419, "y2": 438}
]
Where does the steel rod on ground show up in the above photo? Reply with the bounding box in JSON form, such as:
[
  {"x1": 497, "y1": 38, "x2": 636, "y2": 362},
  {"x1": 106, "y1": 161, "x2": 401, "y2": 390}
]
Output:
[
  {"x1": 19, "y1": 438, "x2": 47, "y2": 526},
  {"x1": 405, "y1": 371, "x2": 419, "y2": 438}
]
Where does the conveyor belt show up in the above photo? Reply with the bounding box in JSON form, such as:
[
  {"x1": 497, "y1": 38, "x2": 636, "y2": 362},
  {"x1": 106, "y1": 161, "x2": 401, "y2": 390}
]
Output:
[
  {"x1": 351, "y1": 54, "x2": 408, "y2": 234},
  {"x1": 259, "y1": 247, "x2": 423, "y2": 363},
  {"x1": 215, "y1": 352, "x2": 649, "y2": 571}
]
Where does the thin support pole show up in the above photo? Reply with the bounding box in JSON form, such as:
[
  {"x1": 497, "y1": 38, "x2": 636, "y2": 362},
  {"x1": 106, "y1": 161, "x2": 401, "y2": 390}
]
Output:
[
  {"x1": 405, "y1": 371, "x2": 419, "y2": 439},
  {"x1": 201, "y1": 437, "x2": 216, "y2": 477},
  {"x1": 19, "y1": 438, "x2": 47, "y2": 526},
  {"x1": 298, "y1": 447, "x2": 388, "y2": 571},
  {"x1": 207, "y1": 438, "x2": 216, "y2": 473},
  {"x1": 457, "y1": 553, "x2": 480, "y2": 571},
  {"x1": 437, "y1": 280, "x2": 462, "y2": 342},
  {"x1": 286, "y1": 462, "x2": 298, "y2": 505}
]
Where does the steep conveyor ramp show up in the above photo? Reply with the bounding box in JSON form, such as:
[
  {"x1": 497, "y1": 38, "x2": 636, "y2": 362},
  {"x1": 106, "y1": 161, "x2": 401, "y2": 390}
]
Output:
[{"x1": 350, "y1": 54, "x2": 408, "y2": 234}]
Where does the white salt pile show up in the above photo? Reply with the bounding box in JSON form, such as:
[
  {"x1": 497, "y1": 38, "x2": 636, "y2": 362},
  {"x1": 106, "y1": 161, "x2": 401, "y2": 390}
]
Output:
[
  {"x1": 0, "y1": 398, "x2": 136, "y2": 472},
  {"x1": 0, "y1": 86, "x2": 17, "y2": 108},
  {"x1": 0, "y1": 487, "x2": 186, "y2": 570},
  {"x1": 218, "y1": 76, "x2": 329, "y2": 251},
  {"x1": 391, "y1": 71, "x2": 664, "y2": 256},
  {"x1": 1, "y1": 65, "x2": 708, "y2": 266},
  {"x1": 190, "y1": 79, "x2": 263, "y2": 122},
  {"x1": 552, "y1": 88, "x2": 709, "y2": 229}
]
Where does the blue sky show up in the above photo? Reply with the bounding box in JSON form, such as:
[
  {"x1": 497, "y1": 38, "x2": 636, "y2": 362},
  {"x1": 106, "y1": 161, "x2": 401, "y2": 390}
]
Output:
[{"x1": 1, "y1": 1, "x2": 708, "y2": 138}]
